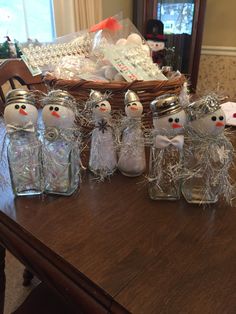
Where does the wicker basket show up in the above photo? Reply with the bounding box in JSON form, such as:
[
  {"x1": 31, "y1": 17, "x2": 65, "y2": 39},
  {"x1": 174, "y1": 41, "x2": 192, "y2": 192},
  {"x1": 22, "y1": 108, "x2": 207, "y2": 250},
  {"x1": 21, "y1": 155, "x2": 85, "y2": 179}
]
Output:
[{"x1": 44, "y1": 73, "x2": 186, "y2": 128}]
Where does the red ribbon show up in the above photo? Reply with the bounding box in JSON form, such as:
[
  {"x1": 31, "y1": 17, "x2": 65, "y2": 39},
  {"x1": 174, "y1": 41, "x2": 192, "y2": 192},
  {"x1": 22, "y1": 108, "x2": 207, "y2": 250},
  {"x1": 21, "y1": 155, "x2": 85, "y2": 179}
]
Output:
[{"x1": 89, "y1": 17, "x2": 122, "y2": 32}]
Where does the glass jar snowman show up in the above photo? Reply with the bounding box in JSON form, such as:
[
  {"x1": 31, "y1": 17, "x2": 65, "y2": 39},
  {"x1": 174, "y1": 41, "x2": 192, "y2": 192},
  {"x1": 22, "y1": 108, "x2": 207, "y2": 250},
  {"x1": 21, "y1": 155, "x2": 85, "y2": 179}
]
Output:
[
  {"x1": 117, "y1": 90, "x2": 146, "y2": 177},
  {"x1": 4, "y1": 89, "x2": 43, "y2": 196},
  {"x1": 182, "y1": 95, "x2": 234, "y2": 204},
  {"x1": 148, "y1": 94, "x2": 186, "y2": 200},
  {"x1": 42, "y1": 90, "x2": 80, "y2": 195},
  {"x1": 88, "y1": 90, "x2": 117, "y2": 180}
]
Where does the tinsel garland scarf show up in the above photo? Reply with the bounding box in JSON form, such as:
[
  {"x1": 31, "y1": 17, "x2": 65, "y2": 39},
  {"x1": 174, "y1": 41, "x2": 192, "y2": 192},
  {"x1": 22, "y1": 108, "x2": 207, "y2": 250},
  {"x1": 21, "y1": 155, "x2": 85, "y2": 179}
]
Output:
[
  {"x1": 147, "y1": 130, "x2": 184, "y2": 196},
  {"x1": 181, "y1": 127, "x2": 235, "y2": 204}
]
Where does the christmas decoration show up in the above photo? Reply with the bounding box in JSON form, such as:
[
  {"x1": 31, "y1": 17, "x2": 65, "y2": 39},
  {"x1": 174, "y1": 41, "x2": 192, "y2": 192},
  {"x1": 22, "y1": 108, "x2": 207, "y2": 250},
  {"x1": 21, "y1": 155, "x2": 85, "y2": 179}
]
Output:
[
  {"x1": 21, "y1": 33, "x2": 91, "y2": 69},
  {"x1": 117, "y1": 90, "x2": 146, "y2": 176},
  {"x1": 3, "y1": 89, "x2": 43, "y2": 196},
  {"x1": 148, "y1": 94, "x2": 186, "y2": 200},
  {"x1": 42, "y1": 90, "x2": 81, "y2": 195},
  {"x1": 0, "y1": 37, "x2": 21, "y2": 59},
  {"x1": 88, "y1": 90, "x2": 117, "y2": 180},
  {"x1": 145, "y1": 19, "x2": 167, "y2": 67},
  {"x1": 182, "y1": 95, "x2": 234, "y2": 204}
]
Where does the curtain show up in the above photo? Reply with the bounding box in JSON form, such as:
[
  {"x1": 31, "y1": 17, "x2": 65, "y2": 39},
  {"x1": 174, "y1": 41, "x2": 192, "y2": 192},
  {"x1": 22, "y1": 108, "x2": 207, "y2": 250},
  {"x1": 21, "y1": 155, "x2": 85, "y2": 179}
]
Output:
[{"x1": 53, "y1": 0, "x2": 102, "y2": 37}]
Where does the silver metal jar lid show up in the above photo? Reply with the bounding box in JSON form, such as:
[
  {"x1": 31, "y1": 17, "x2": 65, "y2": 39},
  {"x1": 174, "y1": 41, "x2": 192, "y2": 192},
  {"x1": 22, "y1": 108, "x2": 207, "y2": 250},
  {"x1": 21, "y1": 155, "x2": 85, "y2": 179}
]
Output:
[
  {"x1": 150, "y1": 94, "x2": 182, "y2": 118},
  {"x1": 5, "y1": 89, "x2": 36, "y2": 106},
  {"x1": 43, "y1": 90, "x2": 76, "y2": 109},
  {"x1": 124, "y1": 90, "x2": 140, "y2": 105},
  {"x1": 185, "y1": 95, "x2": 221, "y2": 121},
  {"x1": 45, "y1": 89, "x2": 75, "y2": 106},
  {"x1": 89, "y1": 89, "x2": 109, "y2": 107}
]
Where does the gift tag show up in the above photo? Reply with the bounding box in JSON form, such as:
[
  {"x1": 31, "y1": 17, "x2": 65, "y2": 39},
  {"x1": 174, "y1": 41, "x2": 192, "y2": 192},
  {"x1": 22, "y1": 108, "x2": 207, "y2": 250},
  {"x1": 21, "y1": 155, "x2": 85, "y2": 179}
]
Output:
[
  {"x1": 104, "y1": 44, "x2": 167, "y2": 82},
  {"x1": 104, "y1": 47, "x2": 138, "y2": 81},
  {"x1": 21, "y1": 54, "x2": 42, "y2": 76}
]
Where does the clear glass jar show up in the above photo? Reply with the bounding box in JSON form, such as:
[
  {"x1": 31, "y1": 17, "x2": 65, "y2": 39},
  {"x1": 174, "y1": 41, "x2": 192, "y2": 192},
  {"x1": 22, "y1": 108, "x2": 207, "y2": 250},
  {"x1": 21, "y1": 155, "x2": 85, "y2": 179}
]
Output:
[
  {"x1": 148, "y1": 142, "x2": 182, "y2": 200},
  {"x1": 4, "y1": 89, "x2": 42, "y2": 196},
  {"x1": 8, "y1": 132, "x2": 43, "y2": 196},
  {"x1": 181, "y1": 138, "x2": 218, "y2": 204},
  {"x1": 43, "y1": 132, "x2": 80, "y2": 196}
]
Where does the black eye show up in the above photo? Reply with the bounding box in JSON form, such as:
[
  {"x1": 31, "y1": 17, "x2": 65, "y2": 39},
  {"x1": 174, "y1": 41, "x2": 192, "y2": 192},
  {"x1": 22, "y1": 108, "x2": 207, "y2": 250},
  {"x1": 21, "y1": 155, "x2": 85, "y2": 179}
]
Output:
[
  {"x1": 15, "y1": 105, "x2": 19, "y2": 109},
  {"x1": 126, "y1": 103, "x2": 131, "y2": 107},
  {"x1": 49, "y1": 106, "x2": 53, "y2": 111},
  {"x1": 54, "y1": 107, "x2": 59, "y2": 111},
  {"x1": 211, "y1": 116, "x2": 217, "y2": 121},
  {"x1": 132, "y1": 103, "x2": 137, "y2": 106},
  {"x1": 100, "y1": 103, "x2": 106, "y2": 107},
  {"x1": 21, "y1": 105, "x2": 26, "y2": 109},
  {"x1": 219, "y1": 116, "x2": 224, "y2": 121},
  {"x1": 95, "y1": 104, "x2": 99, "y2": 108},
  {"x1": 168, "y1": 117, "x2": 173, "y2": 123},
  {"x1": 175, "y1": 118, "x2": 179, "y2": 123}
]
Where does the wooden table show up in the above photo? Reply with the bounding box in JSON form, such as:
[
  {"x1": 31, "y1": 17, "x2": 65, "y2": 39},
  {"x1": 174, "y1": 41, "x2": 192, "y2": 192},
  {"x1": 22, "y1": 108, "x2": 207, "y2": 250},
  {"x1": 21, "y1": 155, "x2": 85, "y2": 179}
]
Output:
[{"x1": 1, "y1": 160, "x2": 236, "y2": 313}]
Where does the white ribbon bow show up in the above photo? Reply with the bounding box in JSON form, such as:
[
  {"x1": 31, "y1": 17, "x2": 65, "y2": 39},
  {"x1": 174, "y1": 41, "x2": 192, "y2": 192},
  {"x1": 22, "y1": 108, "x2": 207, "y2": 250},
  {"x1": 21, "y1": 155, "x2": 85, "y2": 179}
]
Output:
[
  {"x1": 154, "y1": 134, "x2": 184, "y2": 150},
  {"x1": 6, "y1": 122, "x2": 35, "y2": 134}
]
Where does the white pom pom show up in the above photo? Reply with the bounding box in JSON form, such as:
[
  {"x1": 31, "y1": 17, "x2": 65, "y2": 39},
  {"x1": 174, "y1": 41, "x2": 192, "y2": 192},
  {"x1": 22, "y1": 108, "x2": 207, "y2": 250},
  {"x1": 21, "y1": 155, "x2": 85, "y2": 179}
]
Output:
[
  {"x1": 114, "y1": 73, "x2": 125, "y2": 81},
  {"x1": 104, "y1": 66, "x2": 118, "y2": 80},
  {"x1": 126, "y1": 33, "x2": 143, "y2": 45},
  {"x1": 141, "y1": 44, "x2": 151, "y2": 56},
  {"x1": 116, "y1": 38, "x2": 127, "y2": 46},
  {"x1": 98, "y1": 65, "x2": 110, "y2": 76}
]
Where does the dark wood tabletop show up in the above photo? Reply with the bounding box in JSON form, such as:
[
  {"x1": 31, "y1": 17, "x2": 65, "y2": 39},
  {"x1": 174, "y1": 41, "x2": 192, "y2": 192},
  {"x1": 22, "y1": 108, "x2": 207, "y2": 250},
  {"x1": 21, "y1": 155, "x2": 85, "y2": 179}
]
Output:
[{"x1": 1, "y1": 139, "x2": 236, "y2": 313}]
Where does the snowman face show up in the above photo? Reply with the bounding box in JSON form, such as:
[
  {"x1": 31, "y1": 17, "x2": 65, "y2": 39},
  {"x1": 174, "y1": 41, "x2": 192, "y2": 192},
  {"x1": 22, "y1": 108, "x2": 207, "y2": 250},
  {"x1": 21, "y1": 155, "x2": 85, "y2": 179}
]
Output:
[
  {"x1": 125, "y1": 101, "x2": 143, "y2": 118},
  {"x1": 92, "y1": 100, "x2": 111, "y2": 118},
  {"x1": 190, "y1": 108, "x2": 226, "y2": 136},
  {"x1": 42, "y1": 104, "x2": 75, "y2": 128},
  {"x1": 147, "y1": 40, "x2": 165, "y2": 52},
  {"x1": 153, "y1": 110, "x2": 186, "y2": 134},
  {"x1": 4, "y1": 102, "x2": 38, "y2": 127}
]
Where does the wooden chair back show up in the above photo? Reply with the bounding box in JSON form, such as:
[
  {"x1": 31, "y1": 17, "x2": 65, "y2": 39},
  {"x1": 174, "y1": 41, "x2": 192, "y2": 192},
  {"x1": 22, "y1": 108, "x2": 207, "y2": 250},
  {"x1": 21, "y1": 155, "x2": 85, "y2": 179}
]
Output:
[{"x1": 0, "y1": 59, "x2": 46, "y2": 113}]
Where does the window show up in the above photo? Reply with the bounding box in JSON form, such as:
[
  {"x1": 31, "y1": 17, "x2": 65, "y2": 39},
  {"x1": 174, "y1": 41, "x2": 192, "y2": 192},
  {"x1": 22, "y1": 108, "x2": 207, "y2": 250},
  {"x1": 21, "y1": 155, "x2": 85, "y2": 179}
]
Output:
[
  {"x1": 157, "y1": 1, "x2": 195, "y2": 35},
  {"x1": 0, "y1": 0, "x2": 55, "y2": 43}
]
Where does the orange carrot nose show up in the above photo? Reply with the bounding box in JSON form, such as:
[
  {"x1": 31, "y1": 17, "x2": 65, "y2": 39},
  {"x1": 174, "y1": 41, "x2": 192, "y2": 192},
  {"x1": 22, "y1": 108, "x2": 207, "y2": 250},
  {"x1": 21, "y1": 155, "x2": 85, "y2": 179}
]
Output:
[
  {"x1": 99, "y1": 107, "x2": 107, "y2": 112},
  {"x1": 52, "y1": 111, "x2": 60, "y2": 118},
  {"x1": 216, "y1": 121, "x2": 225, "y2": 127},
  {"x1": 130, "y1": 106, "x2": 138, "y2": 111},
  {"x1": 172, "y1": 123, "x2": 182, "y2": 129},
  {"x1": 19, "y1": 108, "x2": 28, "y2": 116}
]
